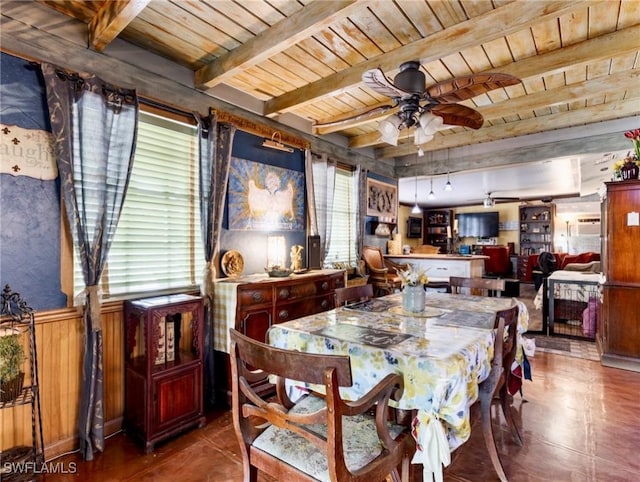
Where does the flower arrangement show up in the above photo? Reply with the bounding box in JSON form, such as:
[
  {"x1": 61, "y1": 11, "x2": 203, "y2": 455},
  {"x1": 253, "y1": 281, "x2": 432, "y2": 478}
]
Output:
[
  {"x1": 398, "y1": 265, "x2": 429, "y2": 288},
  {"x1": 612, "y1": 129, "x2": 640, "y2": 180},
  {"x1": 624, "y1": 128, "x2": 640, "y2": 160}
]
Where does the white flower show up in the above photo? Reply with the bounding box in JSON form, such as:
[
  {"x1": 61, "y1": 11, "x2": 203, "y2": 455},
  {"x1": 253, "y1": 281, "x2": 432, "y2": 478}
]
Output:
[{"x1": 398, "y1": 266, "x2": 429, "y2": 287}]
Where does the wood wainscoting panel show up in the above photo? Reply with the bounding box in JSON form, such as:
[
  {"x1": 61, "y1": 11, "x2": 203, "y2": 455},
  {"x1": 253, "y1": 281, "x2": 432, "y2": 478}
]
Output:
[{"x1": 0, "y1": 302, "x2": 126, "y2": 459}]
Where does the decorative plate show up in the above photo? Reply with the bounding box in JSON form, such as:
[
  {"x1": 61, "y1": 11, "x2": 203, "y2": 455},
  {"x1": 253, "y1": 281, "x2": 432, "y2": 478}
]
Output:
[
  {"x1": 388, "y1": 306, "x2": 445, "y2": 318},
  {"x1": 221, "y1": 250, "x2": 244, "y2": 277}
]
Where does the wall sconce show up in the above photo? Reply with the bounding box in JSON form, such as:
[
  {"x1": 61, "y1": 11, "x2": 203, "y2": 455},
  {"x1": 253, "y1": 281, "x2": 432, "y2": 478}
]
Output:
[{"x1": 267, "y1": 235, "x2": 286, "y2": 269}]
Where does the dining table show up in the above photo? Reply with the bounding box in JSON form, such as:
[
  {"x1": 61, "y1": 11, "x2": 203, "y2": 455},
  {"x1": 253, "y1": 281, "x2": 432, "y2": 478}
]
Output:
[{"x1": 267, "y1": 291, "x2": 529, "y2": 482}]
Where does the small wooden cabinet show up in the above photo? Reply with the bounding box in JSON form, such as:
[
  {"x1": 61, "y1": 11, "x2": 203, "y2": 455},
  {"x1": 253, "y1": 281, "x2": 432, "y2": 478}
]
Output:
[
  {"x1": 599, "y1": 180, "x2": 640, "y2": 371},
  {"x1": 423, "y1": 210, "x2": 452, "y2": 251},
  {"x1": 123, "y1": 294, "x2": 205, "y2": 452}
]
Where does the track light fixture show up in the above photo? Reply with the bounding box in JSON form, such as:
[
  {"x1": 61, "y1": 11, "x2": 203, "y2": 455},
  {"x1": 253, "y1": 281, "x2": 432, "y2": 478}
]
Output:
[
  {"x1": 428, "y1": 178, "x2": 435, "y2": 200},
  {"x1": 411, "y1": 175, "x2": 421, "y2": 213},
  {"x1": 444, "y1": 171, "x2": 452, "y2": 191}
]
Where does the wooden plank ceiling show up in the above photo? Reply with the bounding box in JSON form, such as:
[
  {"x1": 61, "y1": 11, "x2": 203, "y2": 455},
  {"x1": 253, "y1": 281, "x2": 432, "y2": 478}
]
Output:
[{"x1": 15, "y1": 0, "x2": 640, "y2": 164}]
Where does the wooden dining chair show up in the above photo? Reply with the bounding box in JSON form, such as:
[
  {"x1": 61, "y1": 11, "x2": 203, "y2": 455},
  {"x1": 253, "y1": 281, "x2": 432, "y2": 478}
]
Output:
[
  {"x1": 229, "y1": 329, "x2": 415, "y2": 482},
  {"x1": 449, "y1": 276, "x2": 506, "y2": 297},
  {"x1": 361, "y1": 245, "x2": 409, "y2": 296},
  {"x1": 474, "y1": 303, "x2": 522, "y2": 482},
  {"x1": 334, "y1": 284, "x2": 374, "y2": 306}
]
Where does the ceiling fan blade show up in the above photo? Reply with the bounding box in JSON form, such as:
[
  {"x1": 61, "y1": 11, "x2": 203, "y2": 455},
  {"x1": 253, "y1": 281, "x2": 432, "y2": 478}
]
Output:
[
  {"x1": 362, "y1": 67, "x2": 412, "y2": 99},
  {"x1": 431, "y1": 104, "x2": 484, "y2": 129},
  {"x1": 427, "y1": 73, "x2": 521, "y2": 103},
  {"x1": 314, "y1": 104, "x2": 394, "y2": 128}
]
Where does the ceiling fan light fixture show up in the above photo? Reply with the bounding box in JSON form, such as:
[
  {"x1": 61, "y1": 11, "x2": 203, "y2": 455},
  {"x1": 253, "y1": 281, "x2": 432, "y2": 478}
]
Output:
[
  {"x1": 414, "y1": 128, "x2": 434, "y2": 146},
  {"x1": 378, "y1": 116, "x2": 401, "y2": 145},
  {"x1": 483, "y1": 196, "x2": 494, "y2": 208},
  {"x1": 419, "y1": 112, "x2": 444, "y2": 135}
]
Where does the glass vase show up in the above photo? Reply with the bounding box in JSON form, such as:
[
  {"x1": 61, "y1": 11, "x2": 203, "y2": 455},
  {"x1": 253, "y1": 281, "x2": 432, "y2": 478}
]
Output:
[{"x1": 402, "y1": 285, "x2": 425, "y2": 313}]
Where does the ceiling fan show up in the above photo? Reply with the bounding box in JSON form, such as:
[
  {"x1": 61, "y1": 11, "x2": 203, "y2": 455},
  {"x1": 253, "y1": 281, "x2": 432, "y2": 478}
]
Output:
[
  {"x1": 316, "y1": 61, "x2": 521, "y2": 146},
  {"x1": 482, "y1": 192, "x2": 520, "y2": 208}
]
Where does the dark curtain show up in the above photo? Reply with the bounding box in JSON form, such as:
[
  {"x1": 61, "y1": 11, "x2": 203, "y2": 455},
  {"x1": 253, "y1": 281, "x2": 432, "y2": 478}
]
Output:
[
  {"x1": 197, "y1": 109, "x2": 236, "y2": 406},
  {"x1": 356, "y1": 166, "x2": 369, "y2": 269},
  {"x1": 41, "y1": 63, "x2": 138, "y2": 460}
]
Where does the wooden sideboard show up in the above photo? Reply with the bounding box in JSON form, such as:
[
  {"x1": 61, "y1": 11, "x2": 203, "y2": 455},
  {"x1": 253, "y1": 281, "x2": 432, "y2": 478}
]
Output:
[
  {"x1": 599, "y1": 180, "x2": 640, "y2": 372},
  {"x1": 212, "y1": 269, "x2": 345, "y2": 400}
]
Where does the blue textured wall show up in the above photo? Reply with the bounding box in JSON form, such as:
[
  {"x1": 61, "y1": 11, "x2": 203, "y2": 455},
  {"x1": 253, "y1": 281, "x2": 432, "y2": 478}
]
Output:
[{"x1": 0, "y1": 53, "x2": 66, "y2": 310}]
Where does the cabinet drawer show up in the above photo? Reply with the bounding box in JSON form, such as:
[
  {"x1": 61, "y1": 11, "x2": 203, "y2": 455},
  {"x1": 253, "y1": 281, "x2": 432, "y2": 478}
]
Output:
[
  {"x1": 275, "y1": 294, "x2": 334, "y2": 323},
  {"x1": 238, "y1": 286, "x2": 272, "y2": 305},
  {"x1": 275, "y1": 281, "x2": 317, "y2": 302},
  {"x1": 425, "y1": 260, "x2": 468, "y2": 278}
]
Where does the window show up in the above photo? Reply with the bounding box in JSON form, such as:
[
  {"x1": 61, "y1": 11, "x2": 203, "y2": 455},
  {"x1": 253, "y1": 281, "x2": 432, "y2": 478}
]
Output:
[
  {"x1": 325, "y1": 167, "x2": 357, "y2": 266},
  {"x1": 74, "y1": 110, "x2": 204, "y2": 299}
]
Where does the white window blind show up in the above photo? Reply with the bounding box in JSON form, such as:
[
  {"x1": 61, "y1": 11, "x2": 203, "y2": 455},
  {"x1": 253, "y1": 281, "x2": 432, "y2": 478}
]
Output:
[
  {"x1": 74, "y1": 111, "x2": 204, "y2": 299},
  {"x1": 325, "y1": 167, "x2": 357, "y2": 266}
]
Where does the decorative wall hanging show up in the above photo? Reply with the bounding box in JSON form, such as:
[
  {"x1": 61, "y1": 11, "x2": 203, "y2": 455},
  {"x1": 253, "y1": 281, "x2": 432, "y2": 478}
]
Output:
[
  {"x1": 366, "y1": 178, "x2": 397, "y2": 220},
  {"x1": 228, "y1": 157, "x2": 305, "y2": 231},
  {"x1": 0, "y1": 123, "x2": 57, "y2": 179}
]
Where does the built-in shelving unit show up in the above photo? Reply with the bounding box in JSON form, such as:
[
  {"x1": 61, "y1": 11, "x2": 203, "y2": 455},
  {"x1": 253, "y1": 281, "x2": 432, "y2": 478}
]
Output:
[
  {"x1": 519, "y1": 204, "x2": 554, "y2": 256},
  {"x1": 423, "y1": 210, "x2": 452, "y2": 251}
]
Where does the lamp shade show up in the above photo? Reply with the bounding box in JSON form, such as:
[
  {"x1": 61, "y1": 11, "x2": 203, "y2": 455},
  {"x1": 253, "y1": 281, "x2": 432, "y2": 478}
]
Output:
[
  {"x1": 419, "y1": 112, "x2": 444, "y2": 135},
  {"x1": 378, "y1": 116, "x2": 402, "y2": 145}
]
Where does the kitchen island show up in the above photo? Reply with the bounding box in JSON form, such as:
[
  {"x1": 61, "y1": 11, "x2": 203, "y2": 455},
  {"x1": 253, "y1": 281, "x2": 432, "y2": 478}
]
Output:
[{"x1": 385, "y1": 254, "x2": 488, "y2": 282}]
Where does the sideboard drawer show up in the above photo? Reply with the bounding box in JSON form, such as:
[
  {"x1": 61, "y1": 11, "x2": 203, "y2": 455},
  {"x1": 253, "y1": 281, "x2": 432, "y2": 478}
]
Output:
[
  {"x1": 276, "y1": 280, "x2": 317, "y2": 302},
  {"x1": 275, "y1": 294, "x2": 335, "y2": 323},
  {"x1": 238, "y1": 286, "x2": 272, "y2": 305}
]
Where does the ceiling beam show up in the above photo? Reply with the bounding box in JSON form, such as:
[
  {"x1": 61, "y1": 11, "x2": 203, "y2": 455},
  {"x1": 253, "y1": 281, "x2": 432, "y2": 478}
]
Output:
[
  {"x1": 263, "y1": 0, "x2": 591, "y2": 116},
  {"x1": 89, "y1": 0, "x2": 151, "y2": 52},
  {"x1": 377, "y1": 99, "x2": 640, "y2": 159},
  {"x1": 314, "y1": 24, "x2": 640, "y2": 135},
  {"x1": 195, "y1": 0, "x2": 361, "y2": 90}
]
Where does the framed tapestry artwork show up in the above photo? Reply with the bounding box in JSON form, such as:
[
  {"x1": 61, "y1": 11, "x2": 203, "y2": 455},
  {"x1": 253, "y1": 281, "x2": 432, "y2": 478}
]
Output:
[
  {"x1": 228, "y1": 157, "x2": 305, "y2": 231},
  {"x1": 366, "y1": 178, "x2": 397, "y2": 220}
]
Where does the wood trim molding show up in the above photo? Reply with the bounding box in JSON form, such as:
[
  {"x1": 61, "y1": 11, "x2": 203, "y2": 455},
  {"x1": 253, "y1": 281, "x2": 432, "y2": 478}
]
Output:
[{"x1": 212, "y1": 109, "x2": 310, "y2": 150}]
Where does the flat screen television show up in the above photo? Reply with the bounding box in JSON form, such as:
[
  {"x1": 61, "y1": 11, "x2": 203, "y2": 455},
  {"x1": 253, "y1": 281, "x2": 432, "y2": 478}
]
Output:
[{"x1": 456, "y1": 211, "x2": 499, "y2": 238}]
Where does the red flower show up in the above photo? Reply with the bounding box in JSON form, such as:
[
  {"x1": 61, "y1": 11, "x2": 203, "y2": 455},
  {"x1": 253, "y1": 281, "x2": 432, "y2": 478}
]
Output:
[{"x1": 624, "y1": 128, "x2": 640, "y2": 140}]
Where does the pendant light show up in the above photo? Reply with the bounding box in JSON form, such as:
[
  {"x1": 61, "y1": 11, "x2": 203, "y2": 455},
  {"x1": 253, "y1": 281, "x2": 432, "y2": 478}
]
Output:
[
  {"x1": 411, "y1": 175, "x2": 421, "y2": 214},
  {"x1": 444, "y1": 171, "x2": 453, "y2": 191},
  {"x1": 428, "y1": 178, "x2": 435, "y2": 200}
]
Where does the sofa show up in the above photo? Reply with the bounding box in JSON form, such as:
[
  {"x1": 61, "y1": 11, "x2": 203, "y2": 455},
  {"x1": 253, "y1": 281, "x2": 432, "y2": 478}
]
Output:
[{"x1": 524, "y1": 251, "x2": 600, "y2": 284}]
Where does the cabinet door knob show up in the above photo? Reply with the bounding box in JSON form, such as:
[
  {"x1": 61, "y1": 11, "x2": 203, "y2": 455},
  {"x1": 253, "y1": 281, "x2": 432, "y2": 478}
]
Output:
[
  {"x1": 321, "y1": 299, "x2": 329, "y2": 309},
  {"x1": 278, "y1": 288, "x2": 290, "y2": 299},
  {"x1": 252, "y1": 292, "x2": 263, "y2": 302},
  {"x1": 321, "y1": 281, "x2": 329, "y2": 290},
  {"x1": 278, "y1": 309, "x2": 289, "y2": 320}
]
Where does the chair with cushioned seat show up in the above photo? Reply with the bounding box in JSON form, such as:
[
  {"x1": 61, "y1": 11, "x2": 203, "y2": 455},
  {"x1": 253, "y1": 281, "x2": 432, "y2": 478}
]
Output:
[
  {"x1": 361, "y1": 245, "x2": 409, "y2": 296},
  {"x1": 229, "y1": 328, "x2": 415, "y2": 482},
  {"x1": 473, "y1": 303, "x2": 522, "y2": 482}
]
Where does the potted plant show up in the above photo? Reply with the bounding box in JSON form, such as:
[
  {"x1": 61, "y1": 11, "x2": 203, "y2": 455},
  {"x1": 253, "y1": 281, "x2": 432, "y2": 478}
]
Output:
[{"x1": 0, "y1": 328, "x2": 26, "y2": 403}]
